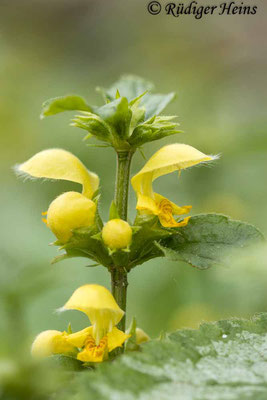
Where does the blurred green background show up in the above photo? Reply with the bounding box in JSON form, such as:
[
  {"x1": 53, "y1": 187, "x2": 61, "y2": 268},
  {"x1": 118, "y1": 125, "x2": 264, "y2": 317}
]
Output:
[{"x1": 0, "y1": 0, "x2": 266, "y2": 364}]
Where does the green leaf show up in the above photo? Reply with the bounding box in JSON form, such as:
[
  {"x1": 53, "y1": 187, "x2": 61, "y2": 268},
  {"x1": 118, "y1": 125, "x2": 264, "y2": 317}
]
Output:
[
  {"x1": 125, "y1": 317, "x2": 139, "y2": 351},
  {"x1": 101, "y1": 75, "x2": 154, "y2": 102},
  {"x1": 129, "y1": 97, "x2": 146, "y2": 135},
  {"x1": 41, "y1": 95, "x2": 91, "y2": 118},
  {"x1": 62, "y1": 313, "x2": 267, "y2": 399},
  {"x1": 67, "y1": 322, "x2": 72, "y2": 334},
  {"x1": 50, "y1": 249, "x2": 88, "y2": 264},
  {"x1": 71, "y1": 112, "x2": 112, "y2": 142},
  {"x1": 52, "y1": 226, "x2": 113, "y2": 268},
  {"x1": 47, "y1": 355, "x2": 83, "y2": 371},
  {"x1": 158, "y1": 213, "x2": 265, "y2": 269},
  {"x1": 142, "y1": 92, "x2": 176, "y2": 119},
  {"x1": 128, "y1": 216, "x2": 171, "y2": 270},
  {"x1": 95, "y1": 97, "x2": 132, "y2": 142},
  {"x1": 129, "y1": 115, "x2": 181, "y2": 147}
]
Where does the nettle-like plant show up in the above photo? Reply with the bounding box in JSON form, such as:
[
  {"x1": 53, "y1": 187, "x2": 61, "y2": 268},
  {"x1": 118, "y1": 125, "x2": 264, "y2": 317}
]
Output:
[{"x1": 16, "y1": 76, "x2": 264, "y2": 364}]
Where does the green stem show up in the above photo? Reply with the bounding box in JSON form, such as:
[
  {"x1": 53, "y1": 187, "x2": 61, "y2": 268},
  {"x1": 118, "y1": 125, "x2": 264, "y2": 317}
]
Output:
[
  {"x1": 111, "y1": 150, "x2": 134, "y2": 335},
  {"x1": 111, "y1": 267, "x2": 128, "y2": 332},
  {"x1": 114, "y1": 150, "x2": 134, "y2": 220}
]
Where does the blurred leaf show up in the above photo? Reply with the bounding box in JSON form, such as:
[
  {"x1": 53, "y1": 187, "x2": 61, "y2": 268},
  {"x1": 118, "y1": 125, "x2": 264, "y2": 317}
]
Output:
[
  {"x1": 0, "y1": 254, "x2": 54, "y2": 301},
  {"x1": 67, "y1": 323, "x2": 72, "y2": 334},
  {"x1": 125, "y1": 317, "x2": 138, "y2": 351},
  {"x1": 41, "y1": 95, "x2": 91, "y2": 118},
  {"x1": 60, "y1": 313, "x2": 267, "y2": 400},
  {"x1": 157, "y1": 213, "x2": 265, "y2": 269},
  {"x1": 47, "y1": 355, "x2": 84, "y2": 371},
  {"x1": 142, "y1": 92, "x2": 176, "y2": 119},
  {"x1": 101, "y1": 75, "x2": 154, "y2": 102},
  {"x1": 84, "y1": 263, "x2": 100, "y2": 268}
]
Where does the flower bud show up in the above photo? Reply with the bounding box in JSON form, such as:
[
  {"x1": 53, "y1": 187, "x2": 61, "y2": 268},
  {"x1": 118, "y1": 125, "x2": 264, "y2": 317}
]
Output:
[
  {"x1": 136, "y1": 327, "x2": 150, "y2": 344},
  {"x1": 31, "y1": 330, "x2": 75, "y2": 358},
  {"x1": 102, "y1": 219, "x2": 132, "y2": 250},
  {"x1": 47, "y1": 191, "x2": 96, "y2": 243}
]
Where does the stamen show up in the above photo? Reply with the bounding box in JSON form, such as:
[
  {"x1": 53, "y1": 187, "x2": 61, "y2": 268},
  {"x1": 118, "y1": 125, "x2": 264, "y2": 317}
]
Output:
[{"x1": 78, "y1": 335, "x2": 108, "y2": 362}]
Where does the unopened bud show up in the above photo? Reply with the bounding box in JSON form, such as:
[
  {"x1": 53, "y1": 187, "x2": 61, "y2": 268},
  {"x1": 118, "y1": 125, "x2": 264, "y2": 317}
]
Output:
[
  {"x1": 47, "y1": 191, "x2": 96, "y2": 243},
  {"x1": 136, "y1": 327, "x2": 150, "y2": 344},
  {"x1": 102, "y1": 219, "x2": 132, "y2": 250},
  {"x1": 31, "y1": 330, "x2": 75, "y2": 358}
]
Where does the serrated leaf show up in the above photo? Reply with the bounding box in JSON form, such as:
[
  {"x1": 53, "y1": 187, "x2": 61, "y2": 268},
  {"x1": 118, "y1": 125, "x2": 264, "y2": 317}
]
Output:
[
  {"x1": 41, "y1": 95, "x2": 91, "y2": 118},
  {"x1": 62, "y1": 313, "x2": 267, "y2": 400},
  {"x1": 158, "y1": 213, "x2": 265, "y2": 269}
]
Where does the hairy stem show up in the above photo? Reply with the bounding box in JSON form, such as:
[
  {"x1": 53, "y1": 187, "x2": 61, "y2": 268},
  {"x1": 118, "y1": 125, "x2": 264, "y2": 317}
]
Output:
[
  {"x1": 111, "y1": 267, "x2": 128, "y2": 332},
  {"x1": 112, "y1": 150, "x2": 134, "y2": 337},
  {"x1": 114, "y1": 150, "x2": 134, "y2": 220}
]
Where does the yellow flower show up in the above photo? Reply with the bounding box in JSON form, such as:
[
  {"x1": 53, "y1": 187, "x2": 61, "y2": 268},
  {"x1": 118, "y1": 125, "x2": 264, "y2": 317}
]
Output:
[
  {"x1": 61, "y1": 284, "x2": 130, "y2": 362},
  {"x1": 16, "y1": 149, "x2": 99, "y2": 242},
  {"x1": 102, "y1": 219, "x2": 132, "y2": 250},
  {"x1": 131, "y1": 144, "x2": 216, "y2": 228},
  {"x1": 31, "y1": 330, "x2": 76, "y2": 358}
]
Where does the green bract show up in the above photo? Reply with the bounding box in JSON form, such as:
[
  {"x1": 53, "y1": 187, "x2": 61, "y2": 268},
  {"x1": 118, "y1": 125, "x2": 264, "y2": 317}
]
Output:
[{"x1": 40, "y1": 75, "x2": 179, "y2": 150}]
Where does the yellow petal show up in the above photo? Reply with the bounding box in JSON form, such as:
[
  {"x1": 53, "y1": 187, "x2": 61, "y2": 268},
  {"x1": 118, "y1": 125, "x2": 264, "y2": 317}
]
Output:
[
  {"x1": 62, "y1": 285, "x2": 124, "y2": 345},
  {"x1": 159, "y1": 213, "x2": 191, "y2": 228},
  {"x1": 31, "y1": 330, "x2": 75, "y2": 358},
  {"x1": 107, "y1": 327, "x2": 130, "y2": 352},
  {"x1": 131, "y1": 143, "x2": 216, "y2": 195},
  {"x1": 47, "y1": 191, "x2": 96, "y2": 243},
  {"x1": 136, "y1": 194, "x2": 158, "y2": 215},
  {"x1": 175, "y1": 216, "x2": 191, "y2": 227},
  {"x1": 154, "y1": 193, "x2": 191, "y2": 216},
  {"x1": 66, "y1": 326, "x2": 93, "y2": 348},
  {"x1": 17, "y1": 149, "x2": 99, "y2": 198}
]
